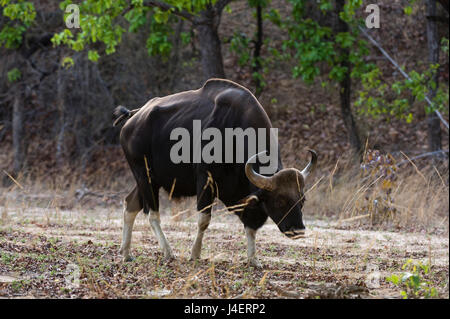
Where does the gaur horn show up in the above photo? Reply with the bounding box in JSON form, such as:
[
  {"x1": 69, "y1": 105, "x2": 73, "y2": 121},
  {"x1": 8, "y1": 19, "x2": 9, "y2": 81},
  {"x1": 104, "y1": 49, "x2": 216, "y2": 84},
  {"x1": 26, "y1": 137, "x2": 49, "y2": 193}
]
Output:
[
  {"x1": 245, "y1": 151, "x2": 275, "y2": 191},
  {"x1": 300, "y1": 149, "x2": 317, "y2": 179}
]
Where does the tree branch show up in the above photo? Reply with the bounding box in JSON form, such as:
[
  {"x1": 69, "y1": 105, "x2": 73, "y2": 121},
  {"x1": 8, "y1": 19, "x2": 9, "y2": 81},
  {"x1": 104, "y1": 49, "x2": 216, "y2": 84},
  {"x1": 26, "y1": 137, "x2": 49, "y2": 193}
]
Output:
[
  {"x1": 214, "y1": 0, "x2": 233, "y2": 14},
  {"x1": 143, "y1": 0, "x2": 195, "y2": 22},
  {"x1": 437, "y1": 0, "x2": 449, "y2": 13},
  {"x1": 396, "y1": 149, "x2": 449, "y2": 166}
]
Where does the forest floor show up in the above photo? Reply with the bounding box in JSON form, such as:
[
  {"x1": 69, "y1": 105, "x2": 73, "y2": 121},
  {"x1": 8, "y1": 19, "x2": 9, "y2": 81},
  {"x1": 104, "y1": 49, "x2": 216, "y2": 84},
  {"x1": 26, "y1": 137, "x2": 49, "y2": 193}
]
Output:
[
  {"x1": 0, "y1": 0, "x2": 448, "y2": 301},
  {"x1": 0, "y1": 191, "x2": 448, "y2": 299}
]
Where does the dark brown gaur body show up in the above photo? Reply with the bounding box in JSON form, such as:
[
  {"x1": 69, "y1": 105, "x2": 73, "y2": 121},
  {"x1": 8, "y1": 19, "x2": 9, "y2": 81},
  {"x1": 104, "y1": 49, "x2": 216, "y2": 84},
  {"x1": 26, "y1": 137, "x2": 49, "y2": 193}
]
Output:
[{"x1": 114, "y1": 78, "x2": 317, "y2": 267}]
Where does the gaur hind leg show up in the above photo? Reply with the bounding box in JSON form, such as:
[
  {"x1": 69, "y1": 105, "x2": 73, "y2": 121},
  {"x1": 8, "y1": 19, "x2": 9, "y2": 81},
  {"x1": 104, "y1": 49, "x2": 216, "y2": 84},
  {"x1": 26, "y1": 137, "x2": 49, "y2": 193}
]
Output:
[
  {"x1": 119, "y1": 186, "x2": 142, "y2": 262},
  {"x1": 190, "y1": 172, "x2": 214, "y2": 261}
]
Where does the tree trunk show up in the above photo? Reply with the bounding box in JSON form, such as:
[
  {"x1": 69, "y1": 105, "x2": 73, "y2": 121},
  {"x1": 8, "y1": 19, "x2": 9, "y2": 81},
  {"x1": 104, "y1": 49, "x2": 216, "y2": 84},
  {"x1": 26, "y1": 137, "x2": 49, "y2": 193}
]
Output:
[
  {"x1": 196, "y1": 8, "x2": 225, "y2": 80},
  {"x1": 339, "y1": 65, "x2": 362, "y2": 155},
  {"x1": 426, "y1": 0, "x2": 442, "y2": 152},
  {"x1": 12, "y1": 94, "x2": 24, "y2": 176},
  {"x1": 253, "y1": 3, "x2": 264, "y2": 96},
  {"x1": 437, "y1": 0, "x2": 449, "y2": 13},
  {"x1": 56, "y1": 63, "x2": 66, "y2": 167},
  {"x1": 169, "y1": 19, "x2": 185, "y2": 89},
  {"x1": 335, "y1": 0, "x2": 362, "y2": 156}
]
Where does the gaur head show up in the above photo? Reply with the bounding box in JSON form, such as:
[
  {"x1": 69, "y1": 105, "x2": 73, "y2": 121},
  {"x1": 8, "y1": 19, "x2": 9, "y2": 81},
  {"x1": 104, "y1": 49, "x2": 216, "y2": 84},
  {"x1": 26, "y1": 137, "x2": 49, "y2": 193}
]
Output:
[{"x1": 244, "y1": 150, "x2": 317, "y2": 239}]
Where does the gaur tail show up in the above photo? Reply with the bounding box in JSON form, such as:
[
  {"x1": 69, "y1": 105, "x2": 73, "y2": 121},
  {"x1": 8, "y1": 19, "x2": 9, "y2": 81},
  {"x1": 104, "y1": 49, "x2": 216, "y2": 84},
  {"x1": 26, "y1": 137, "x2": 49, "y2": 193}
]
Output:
[{"x1": 113, "y1": 105, "x2": 136, "y2": 127}]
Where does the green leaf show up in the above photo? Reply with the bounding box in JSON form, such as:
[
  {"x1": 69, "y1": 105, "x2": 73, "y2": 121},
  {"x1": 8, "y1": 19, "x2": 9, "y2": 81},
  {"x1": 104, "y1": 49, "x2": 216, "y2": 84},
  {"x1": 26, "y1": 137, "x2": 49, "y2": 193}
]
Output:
[
  {"x1": 88, "y1": 50, "x2": 100, "y2": 62},
  {"x1": 61, "y1": 56, "x2": 75, "y2": 68},
  {"x1": 404, "y1": 6, "x2": 412, "y2": 15},
  {"x1": 7, "y1": 67, "x2": 21, "y2": 83}
]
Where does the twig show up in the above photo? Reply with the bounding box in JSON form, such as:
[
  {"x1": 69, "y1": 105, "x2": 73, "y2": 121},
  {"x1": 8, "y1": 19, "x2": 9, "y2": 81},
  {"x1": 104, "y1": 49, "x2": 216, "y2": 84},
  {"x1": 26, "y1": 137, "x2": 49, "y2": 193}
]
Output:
[
  {"x1": 2, "y1": 170, "x2": 24, "y2": 190},
  {"x1": 337, "y1": 213, "x2": 370, "y2": 224},
  {"x1": 396, "y1": 149, "x2": 448, "y2": 167},
  {"x1": 399, "y1": 151, "x2": 428, "y2": 183}
]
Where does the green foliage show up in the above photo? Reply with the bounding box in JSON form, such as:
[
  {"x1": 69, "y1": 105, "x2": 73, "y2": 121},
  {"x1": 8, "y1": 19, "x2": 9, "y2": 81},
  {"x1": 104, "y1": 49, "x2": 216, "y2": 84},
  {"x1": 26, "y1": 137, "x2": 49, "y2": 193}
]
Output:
[
  {"x1": 7, "y1": 67, "x2": 21, "y2": 83},
  {"x1": 87, "y1": 50, "x2": 100, "y2": 62},
  {"x1": 386, "y1": 259, "x2": 438, "y2": 299},
  {"x1": 403, "y1": 0, "x2": 418, "y2": 16},
  {"x1": 52, "y1": 0, "x2": 219, "y2": 63},
  {"x1": 282, "y1": 0, "x2": 373, "y2": 84},
  {"x1": 354, "y1": 2, "x2": 448, "y2": 123},
  {"x1": 0, "y1": 0, "x2": 36, "y2": 48},
  {"x1": 441, "y1": 37, "x2": 449, "y2": 55},
  {"x1": 52, "y1": 0, "x2": 127, "y2": 55},
  {"x1": 355, "y1": 63, "x2": 449, "y2": 121},
  {"x1": 61, "y1": 56, "x2": 75, "y2": 68},
  {"x1": 230, "y1": 33, "x2": 252, "y2": 66},
  {"x1": 281, "y1": 0, "x2": 448, "y2": 125},
  {"x1": 145, "y1": 17, "x2": 174, "y2": 57}
]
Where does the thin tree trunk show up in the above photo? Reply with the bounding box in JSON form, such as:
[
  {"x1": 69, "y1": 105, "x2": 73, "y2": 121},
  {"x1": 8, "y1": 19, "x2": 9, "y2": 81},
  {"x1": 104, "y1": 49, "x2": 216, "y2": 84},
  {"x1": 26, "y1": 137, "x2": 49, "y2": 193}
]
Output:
[
  {"x1": 196, "y1": 8, "x2": 225, "y2": 80},
  {"x1": 335, "y1": 0, "x2": 362, "y2": 156},
  {"x1": 56, "y1": 64, "x2": 66, "y2": 167},
  {"x1": 12, "y1": 94, "x2": 24, "y2": 175},
  {"x1": 253, "y1": 3, "x2": 264, "y2": 96},
  {"x1": 426, "y1": 0, "x2": 442, "y2": 152},
  {"x1": 169, "y1": 19, "x2": 185, "y2": 89},
  {"x1": 339, "y1": 64, "x2": 362, "y2": 154}
]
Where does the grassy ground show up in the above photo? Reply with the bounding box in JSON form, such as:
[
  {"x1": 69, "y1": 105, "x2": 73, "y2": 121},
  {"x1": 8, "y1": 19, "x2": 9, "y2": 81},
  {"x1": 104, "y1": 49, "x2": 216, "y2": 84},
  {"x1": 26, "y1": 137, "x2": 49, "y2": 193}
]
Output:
[{"x1": 0, "y1": 191, "x2": 448, "y2": 299}]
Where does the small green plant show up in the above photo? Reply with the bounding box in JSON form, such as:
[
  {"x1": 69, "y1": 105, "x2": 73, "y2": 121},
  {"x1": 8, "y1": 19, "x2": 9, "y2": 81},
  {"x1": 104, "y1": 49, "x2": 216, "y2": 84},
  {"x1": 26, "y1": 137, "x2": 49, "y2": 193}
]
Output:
[
  {"x1": 1, "y1": 252, "x2": 16, "y2": 264},
  {"x1": 386, "y1": 259, "x2": 438, "y2": 299},
  {"x1": 7, "y1": 67, "x2": 21, "y2": 83},
  {"x1": 11, "y1": 279, "x2": 31, "y2": 292}
]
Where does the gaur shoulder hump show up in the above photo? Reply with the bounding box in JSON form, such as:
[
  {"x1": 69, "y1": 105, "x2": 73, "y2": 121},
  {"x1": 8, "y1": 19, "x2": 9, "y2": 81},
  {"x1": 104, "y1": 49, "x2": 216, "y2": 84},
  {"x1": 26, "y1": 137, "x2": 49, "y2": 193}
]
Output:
[
  {"x1": 203, "y1": 78, "x2": 252, "y2": 94},
  {"x1": 203, "y1": 78, "x2": 257, "y2": 106}
]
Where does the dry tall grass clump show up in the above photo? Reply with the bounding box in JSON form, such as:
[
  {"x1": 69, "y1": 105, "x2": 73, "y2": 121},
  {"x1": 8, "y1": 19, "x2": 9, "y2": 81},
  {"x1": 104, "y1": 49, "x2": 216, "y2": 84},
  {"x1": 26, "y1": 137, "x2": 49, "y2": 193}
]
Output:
[
  {"x1": 306, "y1": 150, "x2": 449, "y2": 232},
  {"x1": 1, "y1": 144, "x2": 448, "y2": 234}
]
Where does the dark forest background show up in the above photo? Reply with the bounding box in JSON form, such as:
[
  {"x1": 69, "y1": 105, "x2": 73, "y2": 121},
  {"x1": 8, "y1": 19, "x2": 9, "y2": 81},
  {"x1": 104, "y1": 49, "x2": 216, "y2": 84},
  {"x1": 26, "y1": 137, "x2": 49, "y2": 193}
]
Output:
[{"x1": 0, "y1": 0, "x2": 448, "y2": 189}]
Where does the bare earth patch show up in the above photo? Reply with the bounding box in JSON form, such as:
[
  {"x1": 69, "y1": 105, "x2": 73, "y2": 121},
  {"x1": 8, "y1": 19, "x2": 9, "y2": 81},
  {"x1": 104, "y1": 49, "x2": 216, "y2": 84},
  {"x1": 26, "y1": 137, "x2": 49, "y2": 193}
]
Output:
[{"x1": 0, "y1": 205, "x2": 448, "y2": 299}]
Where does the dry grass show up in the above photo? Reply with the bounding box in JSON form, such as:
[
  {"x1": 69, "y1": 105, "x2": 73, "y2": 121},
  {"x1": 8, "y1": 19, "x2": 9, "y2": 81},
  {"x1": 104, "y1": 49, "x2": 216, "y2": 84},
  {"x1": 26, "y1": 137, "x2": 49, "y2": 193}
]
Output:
[
  {"x1": 0, "y1": 151, "x2": 448, "y2": 299},
  {"x1": 306, "y1": 153, "x2": 449, "y2": 233},
  {"x1": 1, "y1": 145, "x2": 448, "y2": 234}
]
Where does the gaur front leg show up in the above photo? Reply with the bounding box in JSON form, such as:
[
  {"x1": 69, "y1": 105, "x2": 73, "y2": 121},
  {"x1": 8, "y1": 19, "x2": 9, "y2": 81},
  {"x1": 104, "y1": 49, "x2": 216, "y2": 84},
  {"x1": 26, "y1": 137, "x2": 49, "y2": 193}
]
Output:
[
  {"x1": 149, "y1": 210, "x2": 174, "y2": 261},
  {"x1": 245, "y1": 227, "x2": 262, "y2": 268}
]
